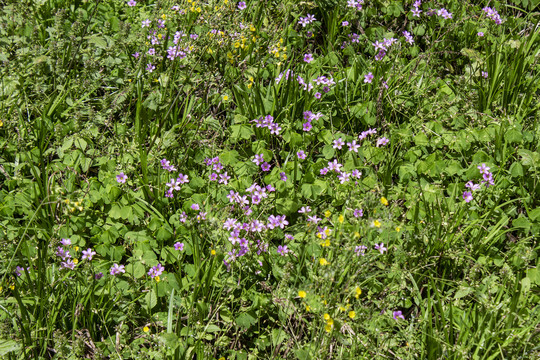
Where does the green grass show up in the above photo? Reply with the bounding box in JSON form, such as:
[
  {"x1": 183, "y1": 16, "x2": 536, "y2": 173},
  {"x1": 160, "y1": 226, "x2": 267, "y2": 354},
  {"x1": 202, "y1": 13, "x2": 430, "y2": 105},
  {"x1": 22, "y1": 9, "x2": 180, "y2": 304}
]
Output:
[{"x1": 1, "y1": 0, "x2": 539, "y2": 359}]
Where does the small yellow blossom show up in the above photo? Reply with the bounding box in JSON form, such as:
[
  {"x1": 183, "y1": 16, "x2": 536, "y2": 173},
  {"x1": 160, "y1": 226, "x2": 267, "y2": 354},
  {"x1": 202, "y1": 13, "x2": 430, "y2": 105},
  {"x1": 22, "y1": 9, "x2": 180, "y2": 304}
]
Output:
[
  {"x1": 305, "y1": 305, "x2": 311, "y2": 312},
  {"x1": 320, "y1": 239, "x2": 330, "y2": 247},
  {"x1": 155, "y1": 276, "x2": 160, "y2": 282},
  {"x1": 355, "y1": 287, "x2": 362, "y2": 299},
  {"x1": 250, "y1": 24, "x2": 255, "y2": 31},
  {"x1": 73, "y1": 258, "x2": 78, "y2": 264},
  {"x1": 161, "y1": 14, "x2": 166, "y2": 20},
  {"x1": 324, "y1": 313, "x2": 331, "y2": 321},
  {"x1": 298, "y1": 290, "x2": 306, "y2": 298},
  {"x1": 325, "y1": 323, "x2": 333, "y2": 332},
  {"x1": 74, "y1": 246, "x2": 79, "y2": 251},
  {"x1": 349, "y1": 310, "x2": 356, "y2": 319},
  {"x1": 339, "y1": 305, "x2": 346, "y2": 312},
  {"x1": 143, "y1": 326, "x2": 150, "y2": 333},
  {"x1": 324, "y1": 210, "x2": 331, "y2": 218},
  {"x1": 10, "y1": 285, "x2": 15, "y2": 290},
  {"x1": 222, "y1": 95, "x2": 229, "y2": 101},
  {"x1": 380, "y1": 197, "x2": 389, "y2": 206},
  {"x1": 211, "y1": 249, "x2": 216, "y2": 256},
  {"x1": 395, "y1": 226, "x2": 401, "y2": 232},
  {"x1": 338, "y1": 215, "x2": 344, "y2": 224},
  {"x1": 372, "y1": 220, "x2": 382, "y2": 228},
  {"x1": 319, "y1": 258, "x2": 329, "y2": 266},
  {"x1": 354, "y1": 232, "x2": 360, "y2": 238}
]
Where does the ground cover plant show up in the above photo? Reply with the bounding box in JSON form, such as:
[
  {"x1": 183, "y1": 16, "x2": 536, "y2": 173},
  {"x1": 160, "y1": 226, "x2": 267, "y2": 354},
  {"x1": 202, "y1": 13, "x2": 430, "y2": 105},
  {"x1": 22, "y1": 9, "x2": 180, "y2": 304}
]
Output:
[{"x1": 1, "y1": 0, "x2": 540, "y2": 358}]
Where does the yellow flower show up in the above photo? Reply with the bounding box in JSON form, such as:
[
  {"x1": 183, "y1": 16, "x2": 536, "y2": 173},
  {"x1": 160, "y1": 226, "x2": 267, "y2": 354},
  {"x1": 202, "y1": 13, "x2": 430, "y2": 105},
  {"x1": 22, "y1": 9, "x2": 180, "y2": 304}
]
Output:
[
  {"x1": 380, "y1": 197, "x2": 389, "y2": 206},
  {"x1": 395, "y1": 226, "x2": 401, "y2": 232},
  {"x1": 0, "y1": 120, "x2": 3, "y2": 127},
  {"x1": 305, "y1": 305, "x2": 311, "y2": 312},
  {"x1": 143, "y1": 326, "x2": 150, "y2": 333},
  {"x1": 222, "y1": 95, "x2": 229, "y2": 101},
  {"x1": 372, "y1": 220, "x2": 381, "y2": 228},
  {"x1": 211, "y1": 249, "x2": 216, "y2": 256},
  {"x1": 348, "y1": 310, "x2": 356, "y2": 319},
  {"x1": 298, "y1": 290, "x2": 307, "y2": 298},
  {"x1": 323, "y1": 313, "x2": 331, "y2": 321},
  {"x1": 355, "y1": 287, "x2": 362, "y2": 299},
  {"x1": 10, "y1": 285, "x2": 15, "y2": 290},
  {"x1": 324, "y1": 210, "x2": 331, "y2": 218},
  {"x1": 320, "y1": 239, "x2": 330, "y2": 247},
  {"x1": 73, "y1": 258, "x2": 78, "y2": 264},
  {"x1": 155, "y1": 276, "x2": 160, "y2": 283},
  {"x1": 354, "y1": 232, "x2": 360, "y2": 238},
  {"x1": 234, "y1": 41, "x2": 240, "y2": 48},
  {"x1": 319, "y1": 258, "x2": 329, "y2": 266},
  {"x1": 339, "y1": 305, "x2": 346, "y2": 312},
  {"x1": 250, "y1": 24, "x2": 255, "y2": 31},
  {"x1": 74, "y1": 246, "x2": 79, "y2": 251},
  {"x1": 161, "y1": 14, "x2": 167, "y2": 20},
  {"x1": 325, "y1": 323, "x2": 333, "y2": 332},
  {"x1": 338, "y1": 215, "x2": 344, "y2": 224}
]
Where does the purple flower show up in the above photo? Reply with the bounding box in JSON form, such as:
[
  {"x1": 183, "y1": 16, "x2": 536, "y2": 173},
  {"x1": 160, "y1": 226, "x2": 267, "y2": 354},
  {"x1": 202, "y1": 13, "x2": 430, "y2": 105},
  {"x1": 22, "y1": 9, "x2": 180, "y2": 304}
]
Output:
[
  {"x1": 148, "y1": 263, "x2": 165, "y2": 278},
  {"x1": 320, "y1": 167, "x2": 329, "y2": 175},
  {"x1": 333, "y1": 138, "x2": 345, "y2": 149},
  {"x1": 482, "y1": 71, "x2": 488, "y2": 79},
  {"x1": 116, "y1": 173, "x2": 127, "y2": 183},
  {"x1": 142, "y1": 19, "x2": 151, "y2": 28},
  {"x1": 465, "y1": 181, "x2": 481, "y2": 191},
  {"x1": 166, "y1": 178, "x2": 181, "y2": 191},
  {"x1": 463, "y1": 191, "x2": 473, "y2": 203},
  {"x1": 127, "y1": 0, "x2": 136, "y2": 6},
  {"x1": 146, "y1": 63, "x2": 156, "y2": 72},
  {"x1": 376, "y1": 137, "x2": 390, "y2": 147},
  {"x1": 393, "y1": 310, "x2": 405, "y2": 320},
  {"x1": 303, "y1": 122, "x2": 313, "y2": 132},
  {"x1": 314, "y1": 92, "x2": 322, "y2": 99},
  {"x1": 342, "y1": 21, "x2": 349, "y2": 26},
  {"x1": 253, "y1": 154, "x2": 264, "y2": 165},
  {"x1": 60, "y1": 238, "x2": 71, "y2": 246},
  {"x1": 437, "y1": 8, "x2": 452, "y2": 19},
  {"x1": 297, "y1": 150, "x2": 307, "y2": 160},
  {"x1": 95, "y1": 272, "x2": 103, "y2": 280},
  {"x1": 277, "y1": 245, "x2": 289, "y2": 256},
  {"x1": 353, "y1": 209, "x2": 363, "y2": 218},
  {"x1": 61, "y1": 259, "x2": 76, "y2": 270},
  {"x1": 477, "y1": 163, "x2": 491, "y2": 174},
  {"x1": 307, "y1": 215, "x2": 322, "y2": 224},
  {"x1": 237, "y1": 1, "x2": 247, "y2": 10},
  {"x1": 15, "y1": 266, "x2": 25, "y2": 276},
  {"x1": 82, "y1": 248, "x2": 96, "y2": 261},
  {"x1": 174, "y1": 242, "x2": 184, "y2": 251},
  {"x1": 403, "y1": 31, "x2": 414, "y2": 45},
  {"x1": 261, "y1": 162, "x2": 271, "y2": 171},
  {"x1": 280, "y1": 172, "x2": 288, "y2": 181},
  {"x1": 56, "y1": 246, "x2": 71, "y2": 260},
  {"x1": 298, "y1": 206, "x2": 311, "y2": 214},
  {"x1": 304, "y1": 53, "x2": 314, "y2": 63},
  {"x1": 355, "y1": 245, "x2": 367, "y2": 256},
  {"x1": 411, "y1": 8, "x2": 422, "y2": 17},
  {"x1": 132, "y1": 52, "x2": 140, "y2": 59},
  {"x1": 347, "y1": 140, "x2": 360, "y2": 152},
  {"x1": 110, "y1": 263, "x2": 125, "y2": 276},
  {"x1": 338, "y1": 172, "x2": 351, "y2": 184},
  {"x1": 191, "y1": 203, "x2": 200, "y2": 211},
  {"x1": 374, "y1": 243, "x2": 387, "y2": 254},
  {"x1": 364, "y1": 72, "x2": 374, "y2": 83},
  {"x1": 477, "y1": 32, "x2": 484, "y2": 37}
]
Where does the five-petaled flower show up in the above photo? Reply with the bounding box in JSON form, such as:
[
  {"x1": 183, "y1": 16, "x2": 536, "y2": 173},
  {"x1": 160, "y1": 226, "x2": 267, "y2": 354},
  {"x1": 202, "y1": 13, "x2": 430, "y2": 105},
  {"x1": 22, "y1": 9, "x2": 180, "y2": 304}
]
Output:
[{"x1": 116, "y1": 173, "x2": 127, "y2": 183}]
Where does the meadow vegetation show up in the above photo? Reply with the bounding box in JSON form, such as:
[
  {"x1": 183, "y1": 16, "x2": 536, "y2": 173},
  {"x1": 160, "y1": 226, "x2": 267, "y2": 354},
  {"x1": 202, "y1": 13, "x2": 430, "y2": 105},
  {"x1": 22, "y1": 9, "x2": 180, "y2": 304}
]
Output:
[{"x1": 0, "y1": 0, "x2": 539, "y2": 358}]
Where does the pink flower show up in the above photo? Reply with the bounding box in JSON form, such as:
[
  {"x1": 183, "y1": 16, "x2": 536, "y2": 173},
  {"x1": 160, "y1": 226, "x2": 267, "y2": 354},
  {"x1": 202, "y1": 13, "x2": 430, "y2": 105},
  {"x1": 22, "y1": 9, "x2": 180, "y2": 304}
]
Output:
[
  {"x1": 393, "y1": 311, "x2": 405, "y2": 320},
  {"x1": 463, "y1": 191, "x2": 473, "y2": 203},
  {"x1": 110, "y1": 263, "x2": 125, "y2": 276},
  {"x1": 237, "y1": 1, "x2": 247, "y2": 10},
  {"x1": 127, "y1": 0, "x2": 137, "y2": 6},
  {"x1": 116, "y1": 173, "x2": 127, "y2": 183},
  {"x1": 364, "y1": 72, "x2": 374, "y2": 83},
  {"x1": 82, "y1": 248, "x2": 96, "y2": 261},
  {"x1": 375, "y1": 243, "x2": 387, "y2": 254},
  {"x1": 174, "y1": 242, "x2": 184, "y2": 251},
  {"x1": 304, "y1": 53, "x2": 314, "y2": 63}
]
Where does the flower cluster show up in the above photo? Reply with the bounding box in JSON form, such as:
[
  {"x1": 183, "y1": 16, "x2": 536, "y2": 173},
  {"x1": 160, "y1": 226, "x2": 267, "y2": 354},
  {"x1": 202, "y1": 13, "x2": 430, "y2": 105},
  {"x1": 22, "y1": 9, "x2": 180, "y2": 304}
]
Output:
[
  {"x1": 482, "y1": 7, "x2": 502, "y2": 25},
  {"x1": 298, "y1": 14, "x2": 316, "y2": 27},
  {"x1": 251, "y1": 115, "x2": 282, "y2": 135},
  {"x1": 463, "y1": 163, "x2": 495, "y2": 203},
  {"x1": 372, "y1": 37, "x2": 398, "y2": 61},
  {"x1": 411, "y1": 0, "x2": 422, "y2": 17},
  {"x1": 346, "y1": 0, "x2": 364, "y2": 11}
]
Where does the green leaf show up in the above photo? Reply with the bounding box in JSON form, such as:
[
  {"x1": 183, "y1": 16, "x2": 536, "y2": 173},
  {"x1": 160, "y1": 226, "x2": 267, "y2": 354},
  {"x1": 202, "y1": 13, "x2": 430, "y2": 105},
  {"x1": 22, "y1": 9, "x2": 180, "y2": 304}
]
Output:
[
  {"x1": 509, "y1": 162, "x2": 524, "y2": 178},
  {"x1": 322, "y1": 144, "x2": 335, "y2": 159},
  {"x1": 0, "y1": 339, "x2": 21, "y2": 356},
  {"x1": 145, "y1": 289, "x2": 158, "y2": 309},
  {"x1": 230, "y1": 124, "x2": 254, "y2": 142},
  {"x1": 235, "y1": 312, "x2": 257, "y2": 329}
]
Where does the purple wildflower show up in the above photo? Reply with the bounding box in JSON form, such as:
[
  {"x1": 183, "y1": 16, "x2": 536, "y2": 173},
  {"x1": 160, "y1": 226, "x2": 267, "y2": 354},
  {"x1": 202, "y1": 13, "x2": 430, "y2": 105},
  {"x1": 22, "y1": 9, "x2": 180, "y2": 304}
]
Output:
[{"x1": 116, "y1": 173, "x2": 127, "y2": 183}]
